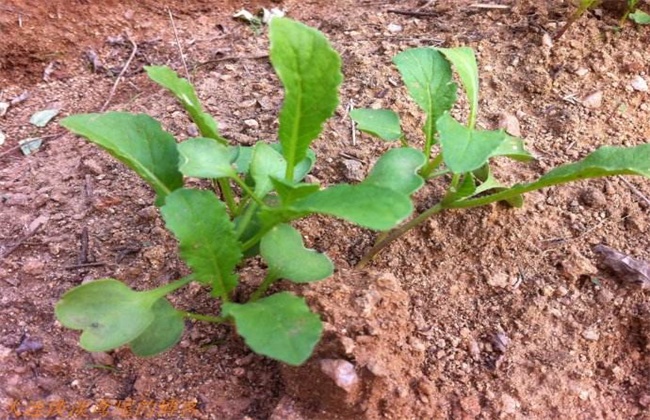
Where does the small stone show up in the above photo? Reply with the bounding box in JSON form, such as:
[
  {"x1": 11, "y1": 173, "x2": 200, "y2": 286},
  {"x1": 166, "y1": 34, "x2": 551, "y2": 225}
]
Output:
[
  {"x1": 186, "y1": 123, "x2": 199, "y2": 137},
  {"x1": 497, "y1": 112, "x2": 521, "y2": 137},
  {"x1": 575, "y1": 68, "x2": 589, "y2": 77},
  {"x1": 501, "y1": 394, "x2": 520, "y2": 414},
  {"x1": 582, "y1": 327, "x2": 600, "y2": 341},
  {"x1": 0, "y1": 102, "x2": 10, "y2": 116},
  {"x1": 541, "y1": 33, "x2": 553, "y2": 48},
  {"x1": 91, "y1": 352, "x2": 114, "y2": 366},
  {"x1": 243, "y1": 119, "x2": 259, "y2": 129},
  {"x1": 137, "y1": 206, "x2": 158, "y2": 220},
  {"x1": 22, "y1": 258, "x2": 45, "y2": 276},
  {"x1": 639, "y1": 394, "x2": 650, "y2": 408},
  {"x1": 387, "y1": 23, "x2": 403, "y2": 33},
  {"x1": 319, "y1": 359, "x2": 359, "y2": 392},
  {"x1": 579, "y1": 187, "x2": 607, "y2": 208},
  {"x1": 81, "y1": 158, "x2": 103, "y2": 175},
  {"x1": 630, "y1": 75, "x2": 649, "y2": 92},
  {"x1": 581, "y1": 91, "x2": 603, "y2": 109},
  {"x1": 487, "y1": 272, "x2": 510, "y2": 288},
  {"x1": 597, "y1": 289, "x2": 614, "y2": 304},
  {"x1": 340, "y1": 159, "x2": 364, "y2": 182}
]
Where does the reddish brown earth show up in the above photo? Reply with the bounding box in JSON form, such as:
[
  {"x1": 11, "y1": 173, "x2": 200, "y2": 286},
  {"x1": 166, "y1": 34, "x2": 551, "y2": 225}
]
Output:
[{"x1": 1, "y1": 0, "x2": 650, "y2": 419}]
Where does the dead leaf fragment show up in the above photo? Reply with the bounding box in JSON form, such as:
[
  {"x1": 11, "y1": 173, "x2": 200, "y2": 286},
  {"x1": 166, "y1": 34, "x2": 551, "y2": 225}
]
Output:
[{"x1": 593, "y1": 244, "x2": 650, "y2": 289}]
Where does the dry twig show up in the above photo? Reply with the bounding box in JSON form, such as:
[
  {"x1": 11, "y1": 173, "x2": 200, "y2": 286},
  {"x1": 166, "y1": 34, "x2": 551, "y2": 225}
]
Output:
[
  {"x1": 99, "y1": 37, "x2": 138, "y2": 112},
  {"x1": 168, "y1": 8, "x2": 191, "y2": 81}
]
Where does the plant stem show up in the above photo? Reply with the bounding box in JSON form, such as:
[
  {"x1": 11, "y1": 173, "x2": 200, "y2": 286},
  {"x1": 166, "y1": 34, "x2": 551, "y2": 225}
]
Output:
[
  {"x1": 235, "y1": 202, "x2": 259, "y2": 239},
  {"x1": 148, "y1": 275, "x2": 194, "y2": 300},
  {"x1": 249, "y1": 273, "x2": 278, "y2": 302},
  {"x1": 232, "y1": 177, "x2": 266, "y2": 207},
  {"x1": 183, "y1": 311, "x2": 225, "y2": 323},
  {"x1": 420, "y1": 154, "x2": 444, "y2": 178},
  {"x1": 217, "y1": 179, "x2": 238, "y2": 214},
  {"x1": 356, "y1": 203, "x2": 444, "y2": 268}
]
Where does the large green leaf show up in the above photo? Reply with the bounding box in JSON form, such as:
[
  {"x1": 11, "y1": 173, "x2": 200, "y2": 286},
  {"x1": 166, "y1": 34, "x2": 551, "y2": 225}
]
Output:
[
  {"x1": 145, "y1": 66, "x2": 225, "y2": 143},
  {"x1": 270, "y1": 18, "x2": 343, "y2": 180},
  {"x1": 261, "y1": 224, "x2": 333, "y2": 283},
  {"x1": 61, "y1": 113, "x2": 183, "y2": 206},
  {"x1": 364, "y1": 148, "x2": 426, "y2": 195},
  {"x1": 251, "y1": 143, "x2": 287, "y2": 196},
  {"x1": 55, "y1": 279, "x2": 157, "y2": 352},
  {"x1": 177, "y1": 137, "x2": 237, "y2": 179},
  {"x1": 161, "y1": 189, "x2": 242, "y2": 296},
  {"x1": 350, "y1": 108, "x2": 402, "y2": 141},
  {"x1": 222, "y1": 292, "x2": 322, "y2": 365},
  {"x1": 437, "y1": 47, "x2": 479, "y2": 128},
  {"x1": 438, "y1": 113, "x2": 508, "y2": 174},
  {"x1": 394, "y1": 48, "x2": 456, "y2": 152},
  {"x1": 129, "y1": 298, "x2": 185, "y2": 357},
  {"x1": 293, "y1": 183, "x2": 413, "y2": 230}
]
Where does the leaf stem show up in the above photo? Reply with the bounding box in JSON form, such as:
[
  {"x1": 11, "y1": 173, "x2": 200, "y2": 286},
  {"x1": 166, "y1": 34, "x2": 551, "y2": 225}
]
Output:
[
  {"x1": 183, "y1": 311, "x2": 225, "y2": 323},
  {"x1": 232, "y1": 177, "x2": 266, "y2": 207},
  {"x1": 356, "y1": 203, "x2": 444, "y2": 268},
  {"x1": 420, "y1": 153, "x2": 444, "y2": 178},
  {"x1": 249, "y1": 273, "x2": 278, "y2": 302},
  {"x1": 235, "y1": 202, "x2": 259, "y2": 239},
  {"x1": 148, "y1": 275, "x2": 194, "y2": 300},
  {"x1": 217, "y1": 179, "x2": 238, "y2": 214}
]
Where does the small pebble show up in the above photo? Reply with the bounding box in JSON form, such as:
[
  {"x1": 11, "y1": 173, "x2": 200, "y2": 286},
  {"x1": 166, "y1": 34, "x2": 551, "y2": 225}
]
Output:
[
  {"x1": 243, "y1": 119, "x2": 259, "y2": 129},
  {"x1": 498, "y1": 112, "x2": 521, "y2": 137},
  {"x1": 581, "y1": 91, "x2": 603, "y2": 109},
  {"x1": 582, "y1": 328, "x2": 600, "y2": 342},
  {"x1": 631, "y1": 75, "x2": 649, "y2": 92},
  {"x1": 387, "y1": 23, "x2": 403, "y2": 33}
]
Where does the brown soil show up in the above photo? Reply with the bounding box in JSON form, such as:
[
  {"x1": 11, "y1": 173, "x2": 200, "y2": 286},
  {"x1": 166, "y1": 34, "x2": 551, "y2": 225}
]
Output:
[{"x1": 2, "y1": 0, "x2": 650, "y2": 419}]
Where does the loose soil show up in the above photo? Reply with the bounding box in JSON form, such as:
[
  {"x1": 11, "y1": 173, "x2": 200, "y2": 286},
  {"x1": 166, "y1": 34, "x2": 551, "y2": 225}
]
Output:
[{"x1": 2, "y1": 0, "x2": 650, "y2": 419}]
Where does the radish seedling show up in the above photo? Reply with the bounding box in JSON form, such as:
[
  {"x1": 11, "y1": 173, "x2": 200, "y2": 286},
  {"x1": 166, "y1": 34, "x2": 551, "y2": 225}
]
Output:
[
  {"x1": 353, "y1": 46, "x2": 650, "y2": 267},
  {"x1": 55, "y1": 18, "x2": 415, "y2": 366}
]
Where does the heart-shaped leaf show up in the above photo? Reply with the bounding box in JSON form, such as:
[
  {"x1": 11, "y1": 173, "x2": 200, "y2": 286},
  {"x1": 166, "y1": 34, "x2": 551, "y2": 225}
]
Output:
[
  {"x1": 55, "y1": 279, "x2": 158, "y2": 352},
  {"x1": 177, "y1": 137, "x2": 238, "y2": 179},
  {"x1": 364, "y1": 147, "x2": 426, "y2": 195},
  {"x1": 261, "y1": 224, "x2": 333, "y2": 283},
  {"x1": 222, "y1": 292, "x2": 322, "y2": 365},
  {"x1": 350, "y1": 108, "x2": 402, "y2": 141},
  {"x1": 129, "y1": 298, "x2": 184, "y2": 357}
]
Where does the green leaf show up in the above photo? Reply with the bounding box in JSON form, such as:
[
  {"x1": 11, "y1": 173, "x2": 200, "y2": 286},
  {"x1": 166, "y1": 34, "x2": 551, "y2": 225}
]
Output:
[
  {"x1": 531, "y1": 144, "x2": 650, "y2": 187},
  {"x1": 350, "y1": 108, "x2": 402, "y2": 141},
  {"x1": 473, "y1": 166, "x2": 523, "y2": 207},
  {"x1": 270, "y1": 18, "x2": 343, "y2": 179},
  {"x1": 393, "y1": 48, "x2": 456, "y2": 152},
  {"x1": 161, "y1": 189, "x2": 242, "y2": 296},
  {"x1": 364, "y1": 148, "x2": 426, "y2": 195},
  {"x1": 443, "y1": 174, "x2": 477, "y2": 205},
  {"x1": 177, "y1": 137, "x2": 237, "y2": 179},
  {"x1": 261, "y1": 224, "x2": 333, "y2": 283},
  {"x1": 437, "y1": 113, "x2": 508, "y2": 174},
  {"x1": 293, "y1": 183, "x2": 413, "y2": 230},
  {"x1": 630, "y1": 9, "x2": 650, "y2": 24},
  {"x1": 61, "y1": 113, "x2": 183, "y2": 206},
  {"x1": 145, "y1": 66, "x2": 225, "y2": 143},
  {"x1": 492, "y1": 134, "x2": 535, "y2": 162},
  {"x1": 129, "y1": 298, "x2": 184, "y2": 357},
  {"x1": 251, "y1": 143, "x2": 287, "y2": 196},
  {"x1": 55, "y1": 279, "x2": 157, "y2": 352},
  {"x1": 222, "y1": 292, "x2": 322, "y2": 365},
  {"x1": 271, "y1": 178, "x2": 320, "y2": 205},
  {"x1": 233, "y1": 146, "x2": 254, "y2": 174},
  {"x1": 436, "y1": 47, "x2": 479, "y2": 128},
  {"x1": 269, "y1": 143, "x2": 316, "y2": 182}
]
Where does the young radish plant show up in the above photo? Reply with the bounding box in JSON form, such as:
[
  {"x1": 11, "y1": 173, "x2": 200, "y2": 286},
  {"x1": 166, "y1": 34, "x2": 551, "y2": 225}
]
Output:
[
  {"x1": 352, "y1": 46, "x2": 650, "y2": 268},
  {"x1": 55, "y1": 18, "x2": 416, "y2": 366}
]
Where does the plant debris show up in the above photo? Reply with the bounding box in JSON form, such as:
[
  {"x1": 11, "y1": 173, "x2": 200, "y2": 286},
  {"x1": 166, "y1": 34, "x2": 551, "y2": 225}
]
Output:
[{"x1": 593, "y1": 244, "x2": 650, "y2": 289}]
